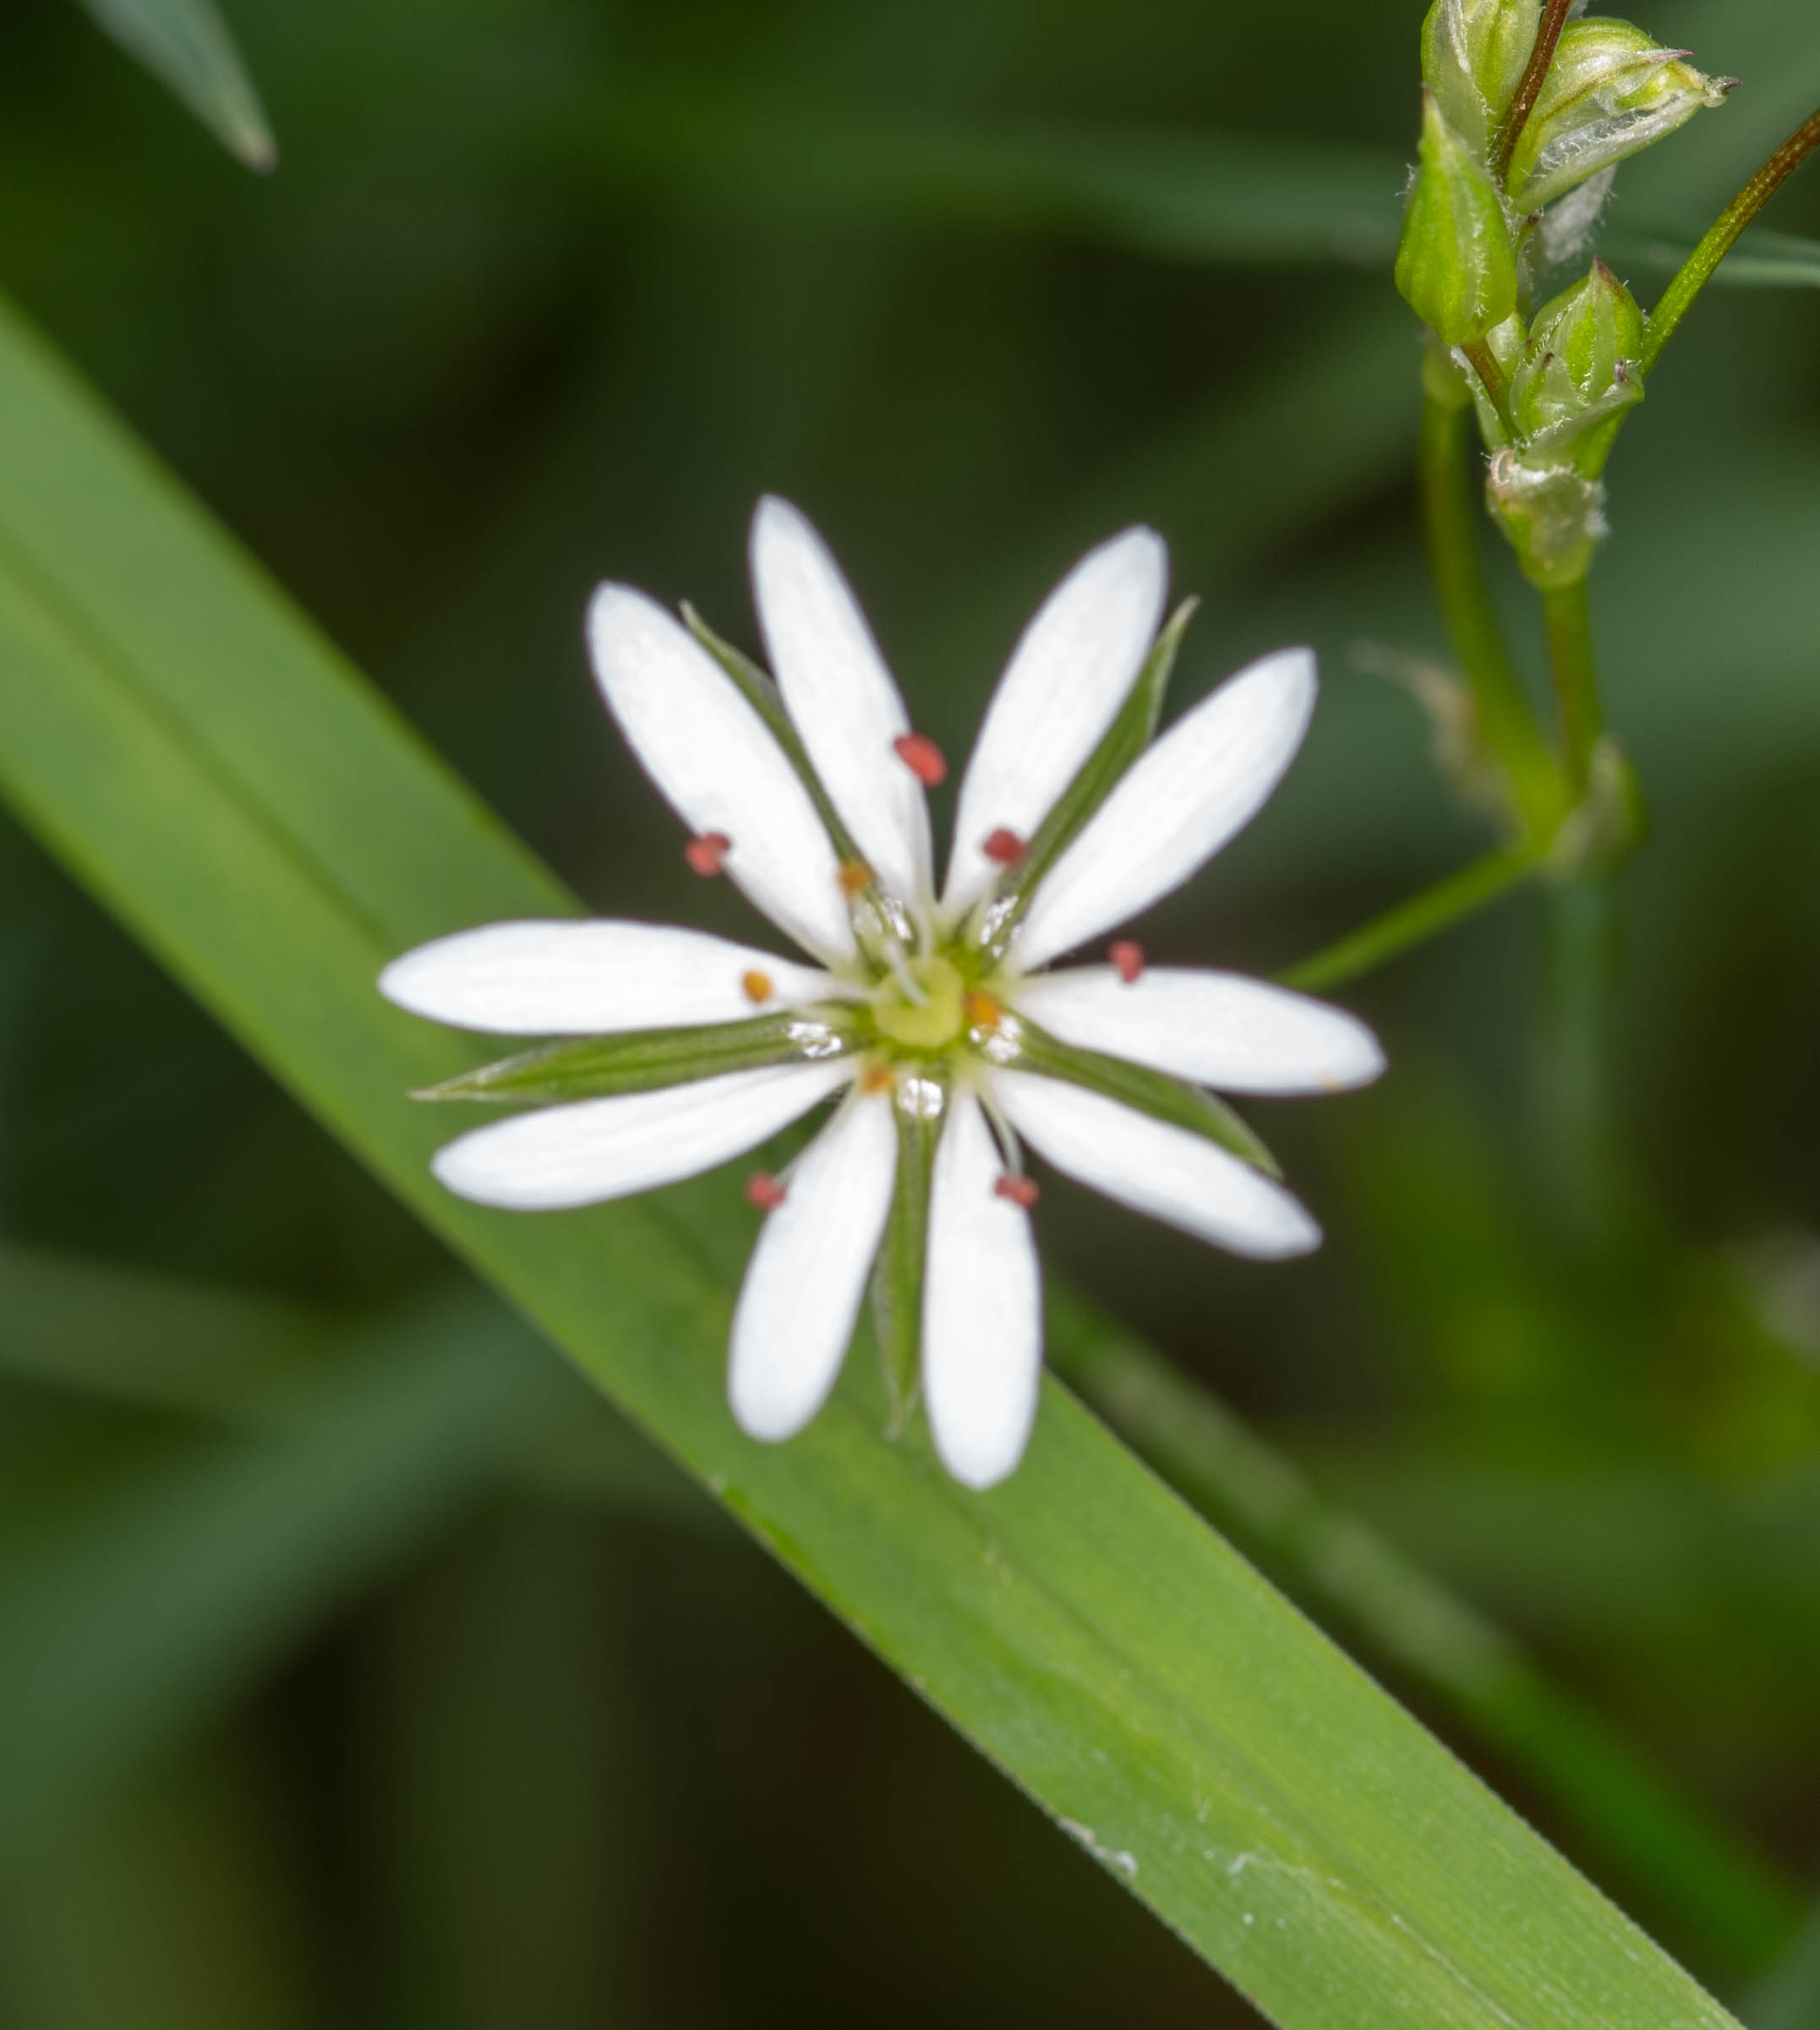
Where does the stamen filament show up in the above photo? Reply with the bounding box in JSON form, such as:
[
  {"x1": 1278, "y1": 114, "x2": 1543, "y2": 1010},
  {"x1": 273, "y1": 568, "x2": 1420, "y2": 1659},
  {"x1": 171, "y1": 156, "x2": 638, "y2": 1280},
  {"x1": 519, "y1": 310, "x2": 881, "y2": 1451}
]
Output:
[{"x1": 883, "y1": 938, "x2": 929, "y2": 1007}]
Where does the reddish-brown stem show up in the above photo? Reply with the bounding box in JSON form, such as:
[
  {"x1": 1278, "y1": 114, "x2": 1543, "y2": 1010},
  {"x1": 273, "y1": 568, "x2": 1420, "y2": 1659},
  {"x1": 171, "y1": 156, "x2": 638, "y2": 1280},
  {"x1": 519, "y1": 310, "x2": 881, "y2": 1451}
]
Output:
[
  {"x1": 1494, "y1": 0, "x2": 1576, "y2": 184},
  {"x1": 1462, "y1": 337, "x2": 1511, "y2": 421}
]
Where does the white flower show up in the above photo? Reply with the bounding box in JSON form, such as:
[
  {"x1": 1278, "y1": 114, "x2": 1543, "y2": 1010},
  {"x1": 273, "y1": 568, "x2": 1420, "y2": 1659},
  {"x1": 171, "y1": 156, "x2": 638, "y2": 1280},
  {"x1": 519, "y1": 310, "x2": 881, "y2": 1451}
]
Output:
[{"x1": 380, "y1": 499, "x2": 1384, "y2": 1489}]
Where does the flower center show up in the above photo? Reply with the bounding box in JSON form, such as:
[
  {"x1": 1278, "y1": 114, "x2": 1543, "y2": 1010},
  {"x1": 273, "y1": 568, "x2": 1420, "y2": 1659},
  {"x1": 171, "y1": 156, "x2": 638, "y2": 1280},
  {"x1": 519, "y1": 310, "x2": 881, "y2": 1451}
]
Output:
[{"x1": 871, "y1": 952, "x2": 967, "y2": 1051}]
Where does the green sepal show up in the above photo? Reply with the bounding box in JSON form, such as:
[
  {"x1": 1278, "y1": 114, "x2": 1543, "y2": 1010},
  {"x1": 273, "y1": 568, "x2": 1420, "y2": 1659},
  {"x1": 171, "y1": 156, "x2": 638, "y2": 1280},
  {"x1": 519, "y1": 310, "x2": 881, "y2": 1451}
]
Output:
[
  {"x1": 870, "y1": 1076, "x2": 947, "y2": 1437},
  {"x1": 1420, "y1": 0, "x2": 1543, "y2": 157},
  {"x1": 1507, "y1": 22, "x2": 1733, "y2": 212},
  {"x1": 1396, "y1": 91, "x2": 1520, "y2": 347},
  {"x1": 1002, "y1": 1020, "x2": 1280, "y2": 1179},
  {"x1": 680, "y1": 604, "x2": 865, "y2": 867},
  {"x1": 1510, "y1": 259, "x2": 1645, "y2": 473},
  {"x1": 416, "y1": 1010, "x2": 859, "y2": 1105},
  {"x1": 968, "y1": 598, "x2": 1196, "y2": 963}
]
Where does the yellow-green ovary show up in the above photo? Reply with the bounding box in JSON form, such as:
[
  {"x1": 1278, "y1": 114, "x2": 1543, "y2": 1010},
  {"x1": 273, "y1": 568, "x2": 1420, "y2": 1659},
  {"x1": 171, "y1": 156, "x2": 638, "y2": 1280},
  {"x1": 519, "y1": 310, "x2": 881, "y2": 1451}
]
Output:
[{"x1": 872, "y1": 954, "x2": 967, "y2": 1051}]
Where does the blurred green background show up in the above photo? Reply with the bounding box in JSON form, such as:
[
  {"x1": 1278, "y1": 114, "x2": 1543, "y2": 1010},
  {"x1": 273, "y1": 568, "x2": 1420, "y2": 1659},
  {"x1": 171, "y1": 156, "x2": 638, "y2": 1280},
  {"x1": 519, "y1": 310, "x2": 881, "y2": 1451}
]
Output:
[{"x1": 2, "y1": 0, "x2": 1818, "y2": 2023}]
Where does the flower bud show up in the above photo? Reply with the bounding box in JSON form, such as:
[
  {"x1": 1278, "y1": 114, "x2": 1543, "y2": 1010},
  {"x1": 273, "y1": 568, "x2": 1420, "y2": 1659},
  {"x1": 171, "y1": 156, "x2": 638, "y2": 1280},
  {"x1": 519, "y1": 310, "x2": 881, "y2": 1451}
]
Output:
[
  {"x1": 1396, "y1": 90, "x2": 1520, "y2": 347},
  {"x1": 1509, "y1": 259, "x2": 1644, "y2": 470},
  {"x1": 1420, "y1": 0, "x2": 1543, "y2": 156},
  {"x1": 1508, "y1": 21, "x2": 1734, "y2": 211}
]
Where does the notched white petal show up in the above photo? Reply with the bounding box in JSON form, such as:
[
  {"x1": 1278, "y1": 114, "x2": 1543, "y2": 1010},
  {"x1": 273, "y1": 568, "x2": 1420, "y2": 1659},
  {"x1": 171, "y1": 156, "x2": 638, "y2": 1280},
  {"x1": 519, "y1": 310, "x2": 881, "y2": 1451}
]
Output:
[
  {"x1": 751, "y1": 496, "x2": 932, "y2": 904},
  {"x1": 431, "y1": 1061, "x2": 850, "y2": 1212},
  {"x1": 730, "y1": 1090, "x2": 897, "y2": 1442},
  {"x1": 1012, "y1": 967, "x2": 1385, "y2": 1096},
  {"x1": 943, "y1": 527, "x2": 1167, "y2": 917},
  {"x1": 1013, "y1": 647, "x2": 1317, "y2": 971},
  {"x1": 993, "y1": 1069, "x2": 1320, "y2": 1260},
  {"x1": 380, "y1": 920, "x2": 838, "y2": 1036},
  {"x1": 587, "y1": 583, "x2": 856, "y2": 964},
  {"x1": 922, "y1": 1091, "x2": 1043, "y2": 1490}
]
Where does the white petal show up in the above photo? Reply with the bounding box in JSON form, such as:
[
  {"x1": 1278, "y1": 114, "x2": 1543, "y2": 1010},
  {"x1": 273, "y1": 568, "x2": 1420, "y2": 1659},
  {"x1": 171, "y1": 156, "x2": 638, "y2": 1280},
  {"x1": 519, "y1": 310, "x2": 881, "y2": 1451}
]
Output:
[
  {"x1": 431, "y1": 1061, "x2": 849, "y2": 1212},
  {"x1": 1012, "y1": 648, "x2": 1317, "y2": 971},
  {"x1": 587, "y1": 584, "x2": 856, "y2": 965},
  {"x1": 1012, "y1": 967, "x2": 1385, "y2": 1096},
  {"x1": 380, "y1": 921, "x2": 839, "y2": 1036},
  {"x1": 943, "y1": 527, "x2": 1167, "y2": 917},
  {"x1": 751, "y1": 497, "x2": 932, "y2": 904},
  {"x1": 992, "y1": 1069, "x2": 1320, "y2": 1260},
  {"x1": 729, "y1": 1090, "x2": 897, "y2": 1441},
  {"x1": 922, "y1": 1090, "x2": 1043, "y2": 1490}
]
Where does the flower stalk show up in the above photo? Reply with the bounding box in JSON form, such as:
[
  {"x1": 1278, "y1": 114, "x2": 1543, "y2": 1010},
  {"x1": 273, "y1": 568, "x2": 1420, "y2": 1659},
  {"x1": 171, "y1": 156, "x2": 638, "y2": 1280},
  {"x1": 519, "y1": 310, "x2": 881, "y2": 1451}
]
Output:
[
  {"x1": 1418, "y1": 389, "x2": 1560, "y2": 834},
  {"x1": 1277, "y1": 844, "x2": 1546, "y2": 994},
  {"x1": 1542, "y1": 576, "x2": 1602, "y2": 798},
  {"x1": 1642, "y1": 106, "x2": 1820, "y2": 371},
  {"x1": 1490, "y1": 0, "x2": 1574, "y2": 181}
]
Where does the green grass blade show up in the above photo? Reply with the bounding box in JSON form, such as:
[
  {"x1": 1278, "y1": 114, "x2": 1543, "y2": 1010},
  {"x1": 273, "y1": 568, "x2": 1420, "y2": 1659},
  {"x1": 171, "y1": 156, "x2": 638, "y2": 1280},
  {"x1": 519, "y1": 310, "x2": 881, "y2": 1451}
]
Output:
[
  {"x1": 1603, "y1": 224, "x2": 1820, "y2": 290},
  {"x1": 73, "y1": 0, "x2": 276, "y2": 171},
  {"x1": 0, "y1": 1240, "x2": 733, "y2": 1529},
  {"x1": 526, "y1": 80, "x2": 1407, "y2": 270},
  {"x1": 1746, "y1": 1908, "x2": 1820, "y2": 2030},
  {"x1": 0, "y1": 291, "x2": 1752, "y2": 2030},
  {"x1": 0, "y1": 1242, "x2": 331, "y2": 1420},
  {"x1": 0, "y1": 1288, "x2": 573, "y2": 1858},
  {"x1": 514, "y1": 75, "x2": 1820, "y2": 289},
  {"x1": 1048, "y1": 1293, "x2": 1806, "y2": 1973},
  {"x1": 1, "y1": 1238, "x2": 1793, "y2": 1974}
]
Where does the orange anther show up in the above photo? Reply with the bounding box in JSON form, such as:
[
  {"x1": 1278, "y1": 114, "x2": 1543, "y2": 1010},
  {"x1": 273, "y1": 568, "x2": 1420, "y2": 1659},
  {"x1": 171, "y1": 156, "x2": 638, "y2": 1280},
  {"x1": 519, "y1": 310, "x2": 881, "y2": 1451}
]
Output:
[
  {"x1": 860, "y1": 1063, "x2": 897, "y2": 1095},
  {"x1": 685, "y1": 831, "x2": 732, "y2": 877},
  {"x1": 994, "y1": 1173, "x2": 1041, "y2": 1209},
  {"x1": 741, "y1": 970, "x2": 774, "y2": 1005},
  {"x1": 837, "y1": 860, "x2": 873, "y2": 899},
  {"x1": 744, "y1": 1172, "x2": 788, "y2": 1212},
  {"x1": 1110, "y1": 940, "x2": 1145, "y2": 985},
  {"x1": 892, "y1": 731, "x2": 948, "y2": 786},
  {"x1": 981, "y1": 828, "x2": 1028, "y2": 868},
  {"x1": 963, "y1": 989, "x2": 1002, "y2": 1031}
]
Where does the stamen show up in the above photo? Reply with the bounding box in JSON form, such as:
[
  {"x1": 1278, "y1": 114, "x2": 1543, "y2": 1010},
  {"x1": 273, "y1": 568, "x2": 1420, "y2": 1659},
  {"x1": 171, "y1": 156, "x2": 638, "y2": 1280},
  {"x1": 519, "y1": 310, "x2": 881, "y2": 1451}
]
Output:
[
  {"x1": 982, "y1": 828, "x2": 1028, "y2": 868},
  {"x1": 837, "y1": 860, "x2": 873, "y2": 899},
  {"x1": 685, "y1": 831, "x2": 732, "y2": 877},
  {"x1": 994, "y1": 1173, "x2": 1041, "y2": 1209},
  {"x1": 1110, "y1": 940, "x2": 1145, "y2": 985},
  {"x1": 860, "y1": 1063, "x2": 897, "y2": 1096},
  {"x1": 745, "y1": 1171, "x2": 788, "y2": 1212},
  {"x1": 741, "y1": 969, "x2": 774, "y2": 1005},
  {"x1": 963, "y1": 989, "x2": 1002, "y2": 1032},
  {"x1": 892, "y1": 731, "x2": 948, "y2": 786},
  {"x1": 882, "y1": 939, "x2": 928, "y2": 1006}
]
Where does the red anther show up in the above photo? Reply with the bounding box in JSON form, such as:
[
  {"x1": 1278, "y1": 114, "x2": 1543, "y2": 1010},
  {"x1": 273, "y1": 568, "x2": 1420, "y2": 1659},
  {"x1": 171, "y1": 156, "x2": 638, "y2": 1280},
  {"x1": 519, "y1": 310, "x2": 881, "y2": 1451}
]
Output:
[
  {"x1": 1110, "y1": 940, "x2": 1145, "y2": 985},
  {"x1": 685, "y1": 831, "x2": 733, "y2": 877},
  {"x1": 745, "y1": 1171, "x2": 788, "y2": 1212},
  {"x1": 981, "y1": 827, "x2": 1028, "y2": 868},
  {"x1": 892, "y1": 731, "x2": 948, "y2": 786},
  {"x1": 994, "y1": 1173, "x2": 1041, "y2": 1210}
]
